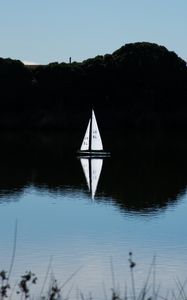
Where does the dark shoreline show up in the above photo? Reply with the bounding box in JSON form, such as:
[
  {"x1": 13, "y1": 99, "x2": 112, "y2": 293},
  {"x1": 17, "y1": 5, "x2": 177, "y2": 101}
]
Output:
[{"x1": 0, "y1": 41, "x2": 187, "y2": 130}]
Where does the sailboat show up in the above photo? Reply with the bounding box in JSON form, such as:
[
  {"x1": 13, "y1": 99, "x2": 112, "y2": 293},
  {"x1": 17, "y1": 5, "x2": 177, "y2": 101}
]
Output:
[
  {"x1": 78, "y1": 110, "x2": 110, "y2": 157},
  {"x1": 80, "y1": 157, "x2": 103, "y2": 200}
]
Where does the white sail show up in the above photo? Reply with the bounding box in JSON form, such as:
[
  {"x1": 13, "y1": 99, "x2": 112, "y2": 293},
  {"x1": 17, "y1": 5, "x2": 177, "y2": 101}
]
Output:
[
  {"x1": 90, "y1": 158, "x2": 103, "y2": 199},
  {"x1": 91, "y1": 110, "x2": 103, "y2": 151},
  {"x1": 80, "y1": 158, "x2": 90, "y2": 190},
  {"x1": 80, "y1": 119, "x2": 91, "y2": 151}
]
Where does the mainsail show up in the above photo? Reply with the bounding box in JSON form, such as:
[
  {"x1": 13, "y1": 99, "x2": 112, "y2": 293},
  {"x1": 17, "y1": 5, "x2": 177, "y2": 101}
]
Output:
[{"x1": 91, "y1": 110, "x2": 103, "y2": 151}]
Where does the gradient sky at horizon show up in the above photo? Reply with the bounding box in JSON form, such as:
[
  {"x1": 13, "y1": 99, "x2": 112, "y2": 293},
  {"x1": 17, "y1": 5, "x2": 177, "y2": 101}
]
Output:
[{"x1": 0, "y1": 0, "x2": 186, "y2": 64}]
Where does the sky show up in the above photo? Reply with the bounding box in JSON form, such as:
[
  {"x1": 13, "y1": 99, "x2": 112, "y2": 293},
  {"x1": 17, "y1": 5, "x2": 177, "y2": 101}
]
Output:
[{"x1": 0, "y1": 0, "x2": 186, "y2": 64}]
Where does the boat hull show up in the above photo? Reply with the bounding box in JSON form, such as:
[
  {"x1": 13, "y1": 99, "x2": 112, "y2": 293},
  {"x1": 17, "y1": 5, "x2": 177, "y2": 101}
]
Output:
[{"x1": 77, "y1": 150, "x2": 110, "y2": 158}]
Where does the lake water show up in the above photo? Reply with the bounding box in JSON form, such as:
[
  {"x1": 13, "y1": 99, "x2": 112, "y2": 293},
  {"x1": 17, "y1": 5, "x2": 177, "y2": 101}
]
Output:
[{"x1": 0, "y1": 131, "x2": 187, "y2": 299}]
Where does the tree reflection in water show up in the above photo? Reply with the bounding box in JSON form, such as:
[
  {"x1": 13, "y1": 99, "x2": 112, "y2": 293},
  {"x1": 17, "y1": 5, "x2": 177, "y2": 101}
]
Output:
[{"x1": 0, "y1": 130, "x2": 187, "y2": 215}]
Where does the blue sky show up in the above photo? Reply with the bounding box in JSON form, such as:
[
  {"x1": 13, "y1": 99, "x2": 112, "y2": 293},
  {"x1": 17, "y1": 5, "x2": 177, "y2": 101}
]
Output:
[{"x1": 0, "y1": 0, "x2": 186, "y2": 64}]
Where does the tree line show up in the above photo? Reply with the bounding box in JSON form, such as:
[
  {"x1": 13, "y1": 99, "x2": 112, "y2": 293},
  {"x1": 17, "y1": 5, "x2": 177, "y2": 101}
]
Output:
[{"x1": 0, "y1": 42, "x2": 187, "y2": 129}]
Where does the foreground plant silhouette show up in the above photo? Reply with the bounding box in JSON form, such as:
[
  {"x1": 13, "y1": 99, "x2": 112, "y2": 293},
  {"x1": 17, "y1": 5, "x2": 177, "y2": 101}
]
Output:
[
  {"x1": 1, "y1": 252, "x2": 187, "y2": 299},
  {"x1": 17, "y1": 271, "x2": 37, "y2": 299},
  {"x1": 0, "y1": 270, "x2": 10, "y2": 298},
  {"x1": 109, "y1": 252, "x2": 187, "y2": 300}
]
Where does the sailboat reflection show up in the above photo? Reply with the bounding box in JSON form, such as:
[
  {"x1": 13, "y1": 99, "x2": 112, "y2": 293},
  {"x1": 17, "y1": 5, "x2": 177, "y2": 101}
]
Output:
[{"x1": 80, "y1": 157, "x2": 103, "y2": 200}]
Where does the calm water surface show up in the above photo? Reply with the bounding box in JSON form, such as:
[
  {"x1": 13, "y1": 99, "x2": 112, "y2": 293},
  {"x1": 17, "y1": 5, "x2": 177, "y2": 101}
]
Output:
[{"x1": 0, "y1": 131, "x2": 187, "y2": 298}]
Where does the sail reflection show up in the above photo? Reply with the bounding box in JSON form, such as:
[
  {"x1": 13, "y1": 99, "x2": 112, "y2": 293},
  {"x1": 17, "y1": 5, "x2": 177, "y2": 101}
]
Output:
[{"x1": 80, "y1": 158, "x2": 103, "y2": 199}]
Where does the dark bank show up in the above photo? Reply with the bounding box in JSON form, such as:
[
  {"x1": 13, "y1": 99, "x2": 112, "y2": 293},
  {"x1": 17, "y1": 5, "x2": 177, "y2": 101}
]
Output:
[{"x1": 0, "y1": 42, "x2": 187, "y2": 130}]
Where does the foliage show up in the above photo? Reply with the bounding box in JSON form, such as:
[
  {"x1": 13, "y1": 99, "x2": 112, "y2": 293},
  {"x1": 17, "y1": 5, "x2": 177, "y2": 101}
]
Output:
[{"x1": 0, "y1": 42, "x2": 187, "y2": 129}]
